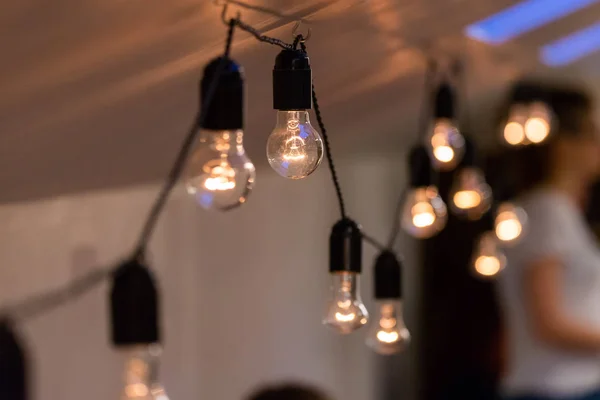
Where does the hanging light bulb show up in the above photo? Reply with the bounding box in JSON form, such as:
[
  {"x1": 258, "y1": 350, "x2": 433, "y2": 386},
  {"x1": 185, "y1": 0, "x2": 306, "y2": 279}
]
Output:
[
  {"x1": 503, "y1": 104, "x2": 527, "y2": 146},
  {"x1": 449, "y1": 138, "x2": 492, "y2": 220},
  {"x1": 267, "y1": 49, "x2": 323, "y2": 179},
  {"x1": 401, "y1": 146, "x2": 447, "y2": 238},
  {"x1": 323, "y1": 219, "x2": 369, "y2": 334},
  {"x1": 427, "y1": 83, "x2": 465, "y2": 171},
  {"x1": 184, "y1": 57, "x2": 255, "y2": 211},
  {"x1": 111, "y1": 259, "x2": 169, "y2": 400},
  {"x1": 472, "y1": 231, "x2": 506, "y2": 278},
  {"x1": 494, "y1": 202, "x2": 527, "y2": 244},
  {"x1": 524, "y1": 101, "x2": 552, "y2": 144},
  {"x1": 366, "y1": 252, "x2": 410, "y2": 355}
]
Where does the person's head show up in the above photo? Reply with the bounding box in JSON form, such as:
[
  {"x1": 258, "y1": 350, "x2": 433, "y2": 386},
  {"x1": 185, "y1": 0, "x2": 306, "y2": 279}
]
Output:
[
  {"x1": 247, "y1": 383, "x2": 331, "y2": 400},
  {"x1": 511, "y1": 83, "x2": 600, "y2": 194}
]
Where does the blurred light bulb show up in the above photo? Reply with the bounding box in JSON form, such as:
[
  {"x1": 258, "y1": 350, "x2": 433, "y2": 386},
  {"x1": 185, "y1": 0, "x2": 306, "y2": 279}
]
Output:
[
  {"x1": 524, "y1": 102, "x2": 551, "y2": 144},
  {"x1": 428, "y1": 119, "x2": 465, "y2": 171},
  {"x1": 472, "y1": 232, "x2": 506, "y2": 278},
  {"x1": 323, "y1": 272, "x2": 368, "y2": 334},
  {"x1": 185, "y1": 129, "x2": 255, "y2": 211},
  {"x1": 121, "y1": 345, "x2": 169, "y2": 400},
  {"x1": 366, "y1": 301, "x2": 410, "y2": 355},
  {"x1": 503, "y1": 105, "x2": 528, "y2": 146},
  {"x1": 267, "y1": 110, "x2": 323, "y2": 179},
  {"x1": 449, "y1": 167, "x2": 492, "y2": 220},
  {"x1": 401, "y1": 186, "x2": 447, "y2": 239},
  {"x1": 495, "y1": 202, "x2": 527, "y2": 244}
]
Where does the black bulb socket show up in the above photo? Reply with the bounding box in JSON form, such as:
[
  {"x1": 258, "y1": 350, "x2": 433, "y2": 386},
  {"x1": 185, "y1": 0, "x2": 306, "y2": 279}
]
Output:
[
  {"x1": 0, "y1": 319, "x2": 28, "y2": 400},
  {"x1": 408, "y1": 145, "x2": 432, "y2": 188},
  {"x1": 434, "y1": 82, "x2": 455, "y2": 120},
  {"x1": 110, "y1": 259, "x2": 160, "y2": 347},
  {"x1": 329, "y1": 218, "x2": 362, "y2": 274},
  {"x1": 200, "y1": 56, "x2": 244, "y2": 131},
  {"x1": 373, "y1": 251, "x2": 402, "y2": 299},
  {"x1": 273, "y1": 49, "x2": 312, "y2": 111}
]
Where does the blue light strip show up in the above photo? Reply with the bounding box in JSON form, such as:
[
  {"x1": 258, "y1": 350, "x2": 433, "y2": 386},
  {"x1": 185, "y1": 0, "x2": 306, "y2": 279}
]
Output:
[
  {"x1": 541, "y1": 21, "x2": 600, "y2": 66},
  {"x1": 465, "y1": 0, "x2": 599, "y2": 44}
]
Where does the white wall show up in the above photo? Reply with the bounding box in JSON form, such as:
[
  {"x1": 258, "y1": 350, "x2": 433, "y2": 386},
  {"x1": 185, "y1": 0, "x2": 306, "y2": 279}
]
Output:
[{"x1": 0, "y1": 155, "x2": 419, "y2": 400}]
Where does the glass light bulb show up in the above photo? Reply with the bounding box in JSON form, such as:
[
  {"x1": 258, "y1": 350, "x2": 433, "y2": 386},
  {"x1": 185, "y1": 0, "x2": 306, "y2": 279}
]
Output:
[
  {"x1": 401, "y1": 186, "x2": 447, "y2": 239},
  {"x1": 184, "y1": 129, "x2": 255, "y2": 211},
  {"x1": 323, "y1": 272, "x2": 368, "y2": 334},
  {"x1": 121, "y1": 345, "x2": 170, "y2": 400},
  {"x1": 366, "y1": 300, "x2": 410, "y2": 355},
  {"x1": 472, "y1": 231, "x2": 506, "y2": 279},
  {"x1": 503, "y1": 104, "x2": 528, "y2": 146},
  {"x1": 495, "y1": 202, "x2": 527, "y2": 244},
  {"x1": 267, "y1": 110, "x2": 323, "y2": 179},
  {"x1": 524, "y1": 102, "x2": 552, "y2": 144},
  {"x1": 427, "y1": 119, "x2": 465, "y2": 171},
  {"x1": 449, "y1": 167, "x2": 492, "y2": 220}
]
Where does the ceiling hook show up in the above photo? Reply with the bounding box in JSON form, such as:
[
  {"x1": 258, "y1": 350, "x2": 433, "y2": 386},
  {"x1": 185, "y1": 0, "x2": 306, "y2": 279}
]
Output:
[{"x1": 292, "y1": 20, "x2": 311, "y2": 42}]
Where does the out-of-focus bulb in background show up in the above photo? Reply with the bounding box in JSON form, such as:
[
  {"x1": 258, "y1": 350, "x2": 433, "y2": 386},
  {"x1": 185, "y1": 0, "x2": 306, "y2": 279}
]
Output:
[
  {"x1": 401, "y1": 186, "x2": 447, "y2": 239},
  {"x1": 472, "y1": 231, "x2": 506, "y2": 279},
  {"x1": 323, "y1": 272, "x2": 368, "y2": 334},
  {"x1": 495, "y1": 202, "x2": 527, "y2": 244},
  {"x1": 366, "y1": 301, "x2": 410, "y2": 355},
  {"x1": 524, "y1": 102, "x2": 551, "y2": 144},
  {"x1": 428, "y1": 119, "x2": 465, "y2": 171},
  {"x1": 267, "y1": 111, "x2": 323, "y2": 179},
  {"x1": 450, "y1": 167, "x2": 492, "y2": 220},
  {"x1": 121, "y1": 345, "x2": 169, "y2": 400},
  {"x1": 503, "y1": 104, "x2": 527, "y2": 146},
  {"x1": 185, "y1": 129, "x2": 255, "y2": 211}
]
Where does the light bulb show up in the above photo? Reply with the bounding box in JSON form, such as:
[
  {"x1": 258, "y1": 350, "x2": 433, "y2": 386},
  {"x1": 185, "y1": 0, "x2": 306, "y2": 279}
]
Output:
[
  {"x1": 267, "y1": 110, "x2": 323, "y2": 179},
  {"x1": 121, "y1": 345, "x2": 169, "y2": 400},
  {"x1": 495, "y1": 202, "x2": 527, "y2": 244},
  {"x1": 449, "y1": 167, "x2": 492, "y2": 220},
  {"x1": 503, "y1": 104, "x2": 528, "y2": 146},
  {"x1": 185, "y1": 129, "x2": 255, "y2": 211},
  {"x1": 366, "y1": 301, "x2": 410, "y2": 355},
  {"x1": 427, "y1": 119, "x2": 465, "y2": 171},
  {"x1": 323, "y1": 272, "x2": 368, "y2": 334},
  {"x1": 524, "y1": 102, "x2": 551, "y2": 144},
  {"x1": 472, "y1": 231, "x2": 506, "y2": 278},
  {"x1": 401, "y1": 186, "x2": 447, "y2": 239}
]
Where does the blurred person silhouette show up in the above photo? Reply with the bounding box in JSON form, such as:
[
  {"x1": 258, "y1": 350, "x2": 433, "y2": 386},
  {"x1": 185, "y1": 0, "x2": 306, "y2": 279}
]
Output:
[
  {"x1": 246, "y1": 383, "x2": 332, "y2": 400},
  {"x1": 498, "y1": 85, "x2": 600, "y2": 400}
]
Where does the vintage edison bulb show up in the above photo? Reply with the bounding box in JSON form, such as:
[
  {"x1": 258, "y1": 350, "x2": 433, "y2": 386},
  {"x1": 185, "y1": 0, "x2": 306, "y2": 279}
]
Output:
[
  {"x1": 267, "y1": 110, "x2": 323, "y2": 179},
  {"x1": 495, "y1": 202, "x2": 527, "y2": 244},
  {"x1": 121, "y1": 345, "x2": 169, "y2": 400},
  {"x1": 185, "y1": 129, "x2": 255, "y2": 211},
  {"x1": 472, "y1": 232, "x2": 506, "y2": 278},
  {"x1": 427, "y1": 119, "x2": 465, "y2": 171},
  {"x1": 366, "y1": 301, "x2": 410, "y2": 355},
  {"x1": 503, "y1": 104, "x2": 528, "y2": 146},
  {"x1": 323, "y1": 272, "x2": 369, "y2": 334},
  {"x1": 524, "y1": 102, "x2": 552, "y2": 144},
  {"x1": 449, "y1": 167, "x2": 492, "y2": 220},
  {"x1": 401, "y1": 186, "x2": 447, "y2": 239}
]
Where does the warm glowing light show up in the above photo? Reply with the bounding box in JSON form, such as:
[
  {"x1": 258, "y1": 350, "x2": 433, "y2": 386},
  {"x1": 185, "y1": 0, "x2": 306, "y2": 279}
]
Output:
[
  {"x1": 411, "y1": 202, "x2": 436, "y2": 228},
  {"x1": 524, "y1": 117, "x2": 550, "y2": 143},
  {"x1": 504, "y1": 122, "x2": 526, "y2": 145},
  {"x1": 433, "y1": 145, "x2": 455, "y2": 163},
  {"x1": 202, "y1": 160, "x2": 236, "y2": 191},
  {"x1": 475, "y1": 256, "x2": 502, "y2": 276},
  {"x1": 376, "y1": 330, "x2": 400, "y2": 344},
  {"x1": 496, "y1": 216, "x2": 522, "y2": 242},
  {"x1": 335, "y1": 312, "x2": 357, "y2": 322},
  {"x1": 453, "y1": 190, "x2": 482, "y2": 209},
  {"x1": 125, "y1": 383, "x2": 149, "y2": 398},
  {"x1": 282, "y1": 136, "x2": 307, "y2": 161},
  {"x1": 379, "y1": 316, "x2": 397, "y2": 329}
]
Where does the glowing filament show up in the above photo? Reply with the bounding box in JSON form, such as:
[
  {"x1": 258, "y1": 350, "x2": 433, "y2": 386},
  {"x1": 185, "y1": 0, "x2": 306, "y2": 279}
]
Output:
[
  {"x1": 203, "y1": 160, "x2": 236, "y2": 191},
  {"x1": 475, "y1": 256, "x2": 501, "y2": 277},
  {"x1": 376, "y1": 330, "x2": 399, "y2": 344},
  {"x1": 335, "y1": 312, "x2": 356, "y2": 322},
  {"x1": 379, "y1": 317, "x2": 397, "y2": 330},
  {"x1": 411, "y1": 202, "x2": 436, "y2": 228},
  {"x1": 504, "y1": 122, "x2": 525, "y2": 145},
  {"x1": 282, "y1": 136, "x2": 307, "y2": 161},
  {"x1": 453, "y1": 190, "x2": 482, "y2": 209},
  {"x1": 496, "y1": 213, "x2": 522, "y2": 242},
  {"x1": 524, "y1": 117, "x2": 550, "y2": 143},
  {"x1": 433, "y1": 146, "x2": 454, "y2": 163}
]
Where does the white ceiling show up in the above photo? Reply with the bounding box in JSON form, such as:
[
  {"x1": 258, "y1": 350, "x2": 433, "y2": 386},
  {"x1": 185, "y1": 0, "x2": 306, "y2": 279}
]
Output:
[{"x1": 0, "y1": 0, "x2": 599, "y2": 203}]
